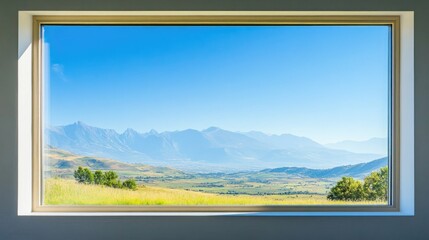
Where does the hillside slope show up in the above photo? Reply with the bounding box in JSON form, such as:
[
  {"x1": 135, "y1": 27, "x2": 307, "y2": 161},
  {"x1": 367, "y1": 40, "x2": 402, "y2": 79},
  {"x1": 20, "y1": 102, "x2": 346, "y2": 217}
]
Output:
[
  {"x1": 263, "y1": 157, "x2": 387, "y2": 179},
  {"x1": 44, "y1": 147, "x2": 186, "y2": 178},
  {"x1": 46, "y1": 147, "x2": 387, "y2": 179}
]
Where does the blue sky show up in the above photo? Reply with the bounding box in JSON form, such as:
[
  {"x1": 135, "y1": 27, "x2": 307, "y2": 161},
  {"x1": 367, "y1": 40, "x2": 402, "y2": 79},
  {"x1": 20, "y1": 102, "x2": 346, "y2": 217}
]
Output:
[{"x1": 42, "y1": 25, "x2": 389, "y2": 144}]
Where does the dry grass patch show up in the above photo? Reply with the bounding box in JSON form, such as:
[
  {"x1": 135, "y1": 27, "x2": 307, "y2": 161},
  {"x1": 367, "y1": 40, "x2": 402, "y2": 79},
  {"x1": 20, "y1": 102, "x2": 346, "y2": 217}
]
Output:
[{"x1": 44, "y1": 178, "x2": 386, "y2": 206}]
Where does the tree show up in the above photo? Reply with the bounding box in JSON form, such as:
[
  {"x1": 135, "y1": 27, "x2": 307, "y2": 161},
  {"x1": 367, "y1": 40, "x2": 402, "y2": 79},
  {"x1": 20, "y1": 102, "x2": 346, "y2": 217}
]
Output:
[
  {"x1": 73, "y1": 166, "x2": 94, "y2": 184},
  {"x1": 327, "y1": 177, "x2": 365, "y2": 201},
  {"x1": 94, "y1": 170, "x2": 106, "y2": 185},
  {"x1": 73, "y1": 167, "x2": 139, "y2": 190},
  {"x1": 103, "y1": 171, "x2": 122, "y2": 188},
  {"x1": 122, "y1": 178, "x2": 137, "y2": 190},
  {"x1": 363, "y1": 166, "x2": 388, "y2": 201},
  {"x1": 103, "y1": 170, "x2": 118, "y2": 182}
]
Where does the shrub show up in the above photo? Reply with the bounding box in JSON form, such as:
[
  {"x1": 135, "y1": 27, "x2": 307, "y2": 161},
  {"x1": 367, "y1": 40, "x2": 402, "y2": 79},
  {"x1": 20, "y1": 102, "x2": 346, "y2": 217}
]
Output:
[
  {"x1": 363, "y1": 166, "x2": 388, "y2": 201},
  {"x1": 73, "y1": 166, "x2": 94, "y2": 184},
  {"x1": 327, "y1": 167, "x2": 389, "y2": 201},
  {"x1": 122, "y1": 178, "x2": 137, "y2": 190},
  {"x1": 327, "y1": 177, "x2": 365, "y2": 201},
  {"x1": 104, "y1": 170, "x2": 119, "y2": 182},
  {"x1": 103, "y1": 170, "x2": 121, "y2": 188},
  {"x1": 94, "y1": 170, "x2": 106, "y2": 185},
  {"x1": 106, "y1": 179, "x2": 123, "y2": 189}
]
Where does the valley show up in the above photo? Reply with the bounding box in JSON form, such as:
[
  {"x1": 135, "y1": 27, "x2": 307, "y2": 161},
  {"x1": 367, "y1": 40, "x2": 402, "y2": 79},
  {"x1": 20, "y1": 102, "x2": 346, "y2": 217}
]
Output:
[{"x1": 45, "y1": 147, "x2": 387, "y2": 198}]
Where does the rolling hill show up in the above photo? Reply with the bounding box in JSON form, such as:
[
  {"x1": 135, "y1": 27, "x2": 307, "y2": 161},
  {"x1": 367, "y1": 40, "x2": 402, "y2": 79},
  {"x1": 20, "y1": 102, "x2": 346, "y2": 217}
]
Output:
[
  {"x1": 44, "y1": 147, "x2": 186, "y2": 179},
  {"x1": 262, "y1": 157, "x2": 387, "y2": 179}
]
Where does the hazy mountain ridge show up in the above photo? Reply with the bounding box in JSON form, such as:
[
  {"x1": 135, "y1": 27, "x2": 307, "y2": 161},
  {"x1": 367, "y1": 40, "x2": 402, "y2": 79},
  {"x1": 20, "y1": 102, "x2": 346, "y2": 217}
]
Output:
[
  {"x1": 47, "y1": 122, "x2": 382, "y2": 172},
  {"x1": 46, "y1": 147, "x2": 387, "y2": 180},
  {"x1": 243, "y1": 131, "x2": 324, "y2": 149},
  {"x1": 262, "y1": 157, "x2": 387, "y2": 179},
  {"x1": 325, "y1": 137, "x2": 387, "y2": 155}
]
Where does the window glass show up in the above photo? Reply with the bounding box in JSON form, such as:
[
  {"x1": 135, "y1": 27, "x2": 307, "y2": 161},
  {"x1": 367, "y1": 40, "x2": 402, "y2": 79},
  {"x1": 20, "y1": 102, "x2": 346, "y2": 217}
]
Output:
[{"x1": 41, "y1": 25, "x2": 390, "y2": 206}]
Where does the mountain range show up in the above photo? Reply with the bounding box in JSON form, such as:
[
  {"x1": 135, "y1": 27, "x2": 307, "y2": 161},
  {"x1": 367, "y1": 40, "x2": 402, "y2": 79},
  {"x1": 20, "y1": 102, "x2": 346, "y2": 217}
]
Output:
[{"x1": 47, "y1": 122, "x2": 383, "y2": 172}]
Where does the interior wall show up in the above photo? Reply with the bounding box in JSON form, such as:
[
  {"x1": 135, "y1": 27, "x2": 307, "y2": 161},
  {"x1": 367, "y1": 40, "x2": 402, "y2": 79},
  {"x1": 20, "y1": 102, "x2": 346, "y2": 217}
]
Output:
[{"x1": 1, "y1": 0, "x2": 427, "y2": 239}]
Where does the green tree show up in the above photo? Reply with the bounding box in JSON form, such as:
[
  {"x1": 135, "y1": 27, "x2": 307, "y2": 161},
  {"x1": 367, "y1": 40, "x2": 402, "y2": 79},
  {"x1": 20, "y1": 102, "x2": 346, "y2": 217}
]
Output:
[
  {"x1": 122, "y1": 178, "x2": 137, "y2": 190},
  {"x1": 327, "y1": 177, "x2": 365, "y2": 201},
  {"x1": 73, "y1": 166, "x2": 94, "y2": 184},
  {"x1": 103, "y1": 171, "x2": 122, "y2": 188},
  {"x1": 363, "y1": 166, "x2": 388, "y2": 201},
  {"x1": 94, "y1": 170, "x2": 106, "y2": 185},
  {"x1": 104, "y1": 170, "x2": 118, "y2": 182},
  {"x1": 73, "y1": 167, "x2": 140, "y2": 190}
]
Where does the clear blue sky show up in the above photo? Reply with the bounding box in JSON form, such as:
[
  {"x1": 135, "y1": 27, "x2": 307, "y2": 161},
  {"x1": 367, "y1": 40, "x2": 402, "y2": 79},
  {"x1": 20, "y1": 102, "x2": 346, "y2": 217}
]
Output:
[{"x1": 42, "y1": 25, "x2": 389, "y2": 144}]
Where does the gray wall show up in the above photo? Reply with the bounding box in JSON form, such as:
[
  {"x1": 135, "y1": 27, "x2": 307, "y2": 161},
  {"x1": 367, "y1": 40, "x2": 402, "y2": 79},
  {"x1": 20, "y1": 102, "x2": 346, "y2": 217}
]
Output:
[{"x1": 0, "y1": 0, "x2": 427, "y2": 239}]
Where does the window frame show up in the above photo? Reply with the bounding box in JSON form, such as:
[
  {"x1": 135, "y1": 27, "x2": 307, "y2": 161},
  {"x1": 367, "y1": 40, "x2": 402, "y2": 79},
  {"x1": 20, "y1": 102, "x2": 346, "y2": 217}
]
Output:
[{"x1": 18, "y1": 11, "x2": 413, "y2": 215}]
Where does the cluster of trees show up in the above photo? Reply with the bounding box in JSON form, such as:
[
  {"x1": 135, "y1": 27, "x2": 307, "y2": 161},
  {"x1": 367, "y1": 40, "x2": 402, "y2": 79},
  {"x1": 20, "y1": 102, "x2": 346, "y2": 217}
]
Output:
[
  {"x1": 73, "y1": 166, "x2": 137, "y2": 190},
  {"x1": 327, "y1": 167, "x2": 388, "y2": 201}
]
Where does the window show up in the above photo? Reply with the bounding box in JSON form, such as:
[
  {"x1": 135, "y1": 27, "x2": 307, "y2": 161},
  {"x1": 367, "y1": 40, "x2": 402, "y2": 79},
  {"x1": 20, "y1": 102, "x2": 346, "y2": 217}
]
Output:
[{"x1": 18, "y1": 12, "x2": 414, "y2": 215}]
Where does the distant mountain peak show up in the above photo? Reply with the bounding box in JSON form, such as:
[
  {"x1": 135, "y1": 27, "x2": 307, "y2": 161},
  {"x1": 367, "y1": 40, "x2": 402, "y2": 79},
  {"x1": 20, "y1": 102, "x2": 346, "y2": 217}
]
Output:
[
  {"x1": 203, "y1": 126, "x2": 222, "y2": 132},
  {"x1": 148, "y1": 129, "x2": 158, "y2": 135},
  {"x1": 69, "y1": 121, "x2": 102, "y2": 131},
  {"x1": 246, "y1": 130, "x2": 271, "y2": 135},
  {"x1": 67, "y1": 121, "x2": 118, "y2": 135},
  {"x1": 65, "y1": 121, "x2": 93, "y2": 132},
  {"x1": 74, "y1": 121, "x2": 89, "y2": 127},
  {"x1": 122, "y1": 128, "x2": 140, "y2": 136}
]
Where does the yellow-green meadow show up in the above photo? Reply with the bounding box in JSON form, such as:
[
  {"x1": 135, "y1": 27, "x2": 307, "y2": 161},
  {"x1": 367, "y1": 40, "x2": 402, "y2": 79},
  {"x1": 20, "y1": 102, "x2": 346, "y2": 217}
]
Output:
[{"x1": 44, "y1": 179, "x2": 384, "y2": 206}]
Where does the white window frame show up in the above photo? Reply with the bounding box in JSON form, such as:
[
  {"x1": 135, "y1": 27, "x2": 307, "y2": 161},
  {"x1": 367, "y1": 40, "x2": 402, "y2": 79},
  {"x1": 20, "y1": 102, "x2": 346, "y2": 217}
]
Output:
[{"x1": 18, "y1": 11, "x2": 414, "y2": 216}]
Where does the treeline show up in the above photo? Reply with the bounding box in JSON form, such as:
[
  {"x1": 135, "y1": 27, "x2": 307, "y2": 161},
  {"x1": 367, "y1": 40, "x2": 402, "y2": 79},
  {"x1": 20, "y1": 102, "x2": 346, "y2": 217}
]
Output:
[
  {"x1": 73, "y1": 166, "x2": 137, "y2": 190},
  {"x1": 327, "y1": 167, "x2": 388, "y2": 201}
]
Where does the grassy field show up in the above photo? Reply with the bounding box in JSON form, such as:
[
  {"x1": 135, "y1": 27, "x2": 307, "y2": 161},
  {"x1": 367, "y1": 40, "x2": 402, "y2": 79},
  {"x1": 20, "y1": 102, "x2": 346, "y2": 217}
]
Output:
[
  {"x1": 44, "y1": 178, "x2": 385, "y2": 206},
  {"x1": 144, "y1": 172, "x2": 336, "y2": 196}
]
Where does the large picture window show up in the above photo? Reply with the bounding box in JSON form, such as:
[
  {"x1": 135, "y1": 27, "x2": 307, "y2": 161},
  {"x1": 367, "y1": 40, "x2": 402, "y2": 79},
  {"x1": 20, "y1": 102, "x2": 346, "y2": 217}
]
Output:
[{"x1": 30, "y1": 14, "x2": 402, "y2": 213}]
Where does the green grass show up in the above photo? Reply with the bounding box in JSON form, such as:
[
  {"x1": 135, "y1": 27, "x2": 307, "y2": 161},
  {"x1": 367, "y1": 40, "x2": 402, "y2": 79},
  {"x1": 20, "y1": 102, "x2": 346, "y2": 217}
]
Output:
[{"x1": 44, "y1": 178, "x2": 386, "y2": 206}]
